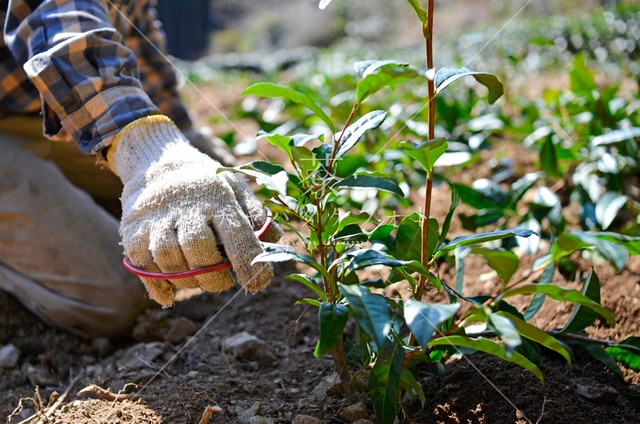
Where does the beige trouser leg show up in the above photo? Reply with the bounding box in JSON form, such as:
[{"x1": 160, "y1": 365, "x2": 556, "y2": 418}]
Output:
[{"x1": 0, "y1": 115, "x2": 147, "y2": 338}]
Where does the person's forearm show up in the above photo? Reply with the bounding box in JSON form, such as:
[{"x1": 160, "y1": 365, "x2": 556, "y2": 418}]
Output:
[{"x1": 5, "y1": 0, "x2": 160, "y2": 154}]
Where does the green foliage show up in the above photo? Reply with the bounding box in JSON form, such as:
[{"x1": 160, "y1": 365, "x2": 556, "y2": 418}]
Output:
[
  {"x1": 606, "y1": 337, "x2": 640, "y2": 370},
  {"x1": 223, "y1": 3, "x2": 640, "y2": 422},
  {"x1": 435, "y1": 66, "x2": 504, "y2": 104},
  {"x1": 315, "y1": 302, "x2": 348, "y2": 357}
]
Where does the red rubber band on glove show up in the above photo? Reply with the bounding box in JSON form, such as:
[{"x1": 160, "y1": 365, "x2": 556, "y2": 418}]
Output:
[{"x1": 122, "y1": 208, "x2": 273, "y2": 279}]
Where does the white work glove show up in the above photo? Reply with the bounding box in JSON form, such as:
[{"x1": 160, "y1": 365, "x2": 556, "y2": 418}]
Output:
[{"x1": 107, "y1": 115, "x2": 282, "y2": 307}]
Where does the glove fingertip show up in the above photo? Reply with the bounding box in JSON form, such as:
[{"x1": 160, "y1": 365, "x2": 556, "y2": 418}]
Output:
[
  {"x1": 142, "y1": 278, "x2": 176, "y2": 308},
  {"x1": 261, "y1": 223, "x2": 285, "y2": 243},
  {"x1": 196, "y1": 269, "x2": 235, "y2": 293},
  {"x1": 240, "y1": 262, "x2": 274, "y2": 293}
]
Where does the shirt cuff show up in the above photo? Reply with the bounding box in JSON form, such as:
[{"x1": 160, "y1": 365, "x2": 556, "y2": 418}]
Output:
[{"x1": 24, "y1": 55, "x2": 162, "y2": 155}]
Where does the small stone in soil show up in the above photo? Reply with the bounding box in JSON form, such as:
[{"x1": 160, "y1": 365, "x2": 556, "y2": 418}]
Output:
[
  {"x1": 249, "y1": 417, "x2": 274, "y2": 424},
  {"x1": 164, "y1": 317, "x2": 198, "y2": 343},
  {"x1": 225, "y1": 331, "x2": 277, "y2": 362},
  {"x1": 0, "y1": 343, "x2": 20, "y2": 368},
  {"x1": 337, "y1": 401, "x2": 368, "y2": 422},
  {"x1": 22, "y1": 363, "x2": 57, "y2": 387},
  {"x1": 236, "y1": 401, "x2": 262, "y2": 423},
  {"x1": 574, "y1": 381, "x2": 619, "y2": 404},
  {"x1": 309, "y1": 373, "x2": 340, "y2": 400},
  {"x1": 118, "y1": 342, "x2": 167, "y2": 369},
  {"x1": 292, "y1": 414, "x2": 321, "y2": 424}
]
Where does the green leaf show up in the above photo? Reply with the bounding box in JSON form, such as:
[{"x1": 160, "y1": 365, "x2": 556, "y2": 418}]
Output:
[
  {"x1": 569, "y1": 53, "x2": 596, "y2": 94},
  {"x1": 434, "y1": 66, "x2": 504, "y2": 104},
  {"x1": 337, "y1": 211, "x2": 372, "y2": 232},
  {"x1": 470, "y1": 247, "x2": 519, "y2": 287},
  {"x1": 291, "y1": 146, "x2": 321, "y2": 178},
  {"x1": 315, "y1": 302, "x2": 349, "y2": 357},
  {"x1": 229, "y1": 165, "x2": 293, "y2": 198},
  {"x1": 312, "y1": 143, "x2": 332, "y2": 167},
  {"x1": 257, "y1": 132, "x2": 294, "y2": 159},
  {"x1": 523, "y1": 263, "x2": 554, "y2": 321},
  {"x1": 295, "y1": 298, "x2": 322, "y2": 307},
  {"x1": 488, "y1": 313, "x2": 521, "y2": 350},
  {"x1": 337, "y1": 251, "x2": 435, "y2": 290},
  {"x1": 336, "y1": 110, "x2": 388, "y2": 158},
  {"x1": 241, "y1": 160, "x2": 286, "y2": 175},
  {"x1": 334, "y1": 172, "x2": 404, "y2": 196},
  {"x1": 253, "y1": 247, "x2": 332, "y2": 283},
  {"x1": 498, "y1": 284, "x2": 615, "y2": 327},
  {"x1": 592, "y1": 128, "x2": 640, "y2": 146},
  {"x1": 243, "y1": 82, "x2": 335, "y2": 132},
  {"x1": 339, "y1": 284, "x2": 391, "y2": 349},
  {"x1": 429, "y1": 336, "x2": 543, "y2": 382},
  {"x1": 534, "y1": 231, "x2": 640, "y2": 272},
  {"x1": 539, "y1": 136, "x2": 560, "y2": 176},
  {"x1": 577, "y1": 232, "x2": 640, "y2": 255},
  {"x1": 355, "y1": 60, "x2": 420, "y2": 104},
  {"x1": 400, "y1": 138, "x2": 448, "y2": 176},
  {"x1": 320, "y1": 203, "x2": 340, "y2": 243},
  {"x1": 405, "y1": 0, "x2": 427, "y2": 24},
  {"x1": 454, "y1": 246, "x2": 468, "y2": 294},
  {"x1": 369, "y1": 340, "x2": 404, "y2": 424},
  {"x1": 400, "y1": 369, "x2": 426, "y2": 407},
  {"x1": 291, "y1": 133, "x2": 325, "y2": 147},
  {"x1": 561, "y1": 270, "x2": 601, "y2": 333},
  {"x1": 369, "y1": 224, "x2": 396, "y2": 250},
  {"x1": 497, "y1": 312, "x2": 571, "y2": 363},
  {"x1": 404, "y1": 299, "x2": 460, "y2": 347},
  {"x1": 582, "y1": 343, "x2": 623, "y2": 378},
  {"x1": 517, "y1": 217, "x2": 541, "y2": 255},
  {"x1": 450, "y1": 182, "x2": 503, "y2": 210},
  {"x1": 507, "y1": 173, "x2": 540, "y2": 209},
  {"x1": 595, "y1": 192, "x2": 627, "y2": 230},
  {"x1": 333, "y1": 223, "x2": 368, "y2": 243},
  {"x1": 533, "y1": 232, "x2": 591, "y2": 270},
  {"x1": 286, "y1": 273, "x2": 326, "y2": 301},
  {"x1": 439, "y1": 184, "x2": 460, "y2": 247},
  {"x1": 517, "y1": 337, "x2": 542, "y2": 365},
  {"x1": 343, "y1": 249, "x2": 416, "y2": 272},
  {"x1": 434, "y1": 229, "x2": 535, "y2": 260},
  {"x1": 606, "y1": 337, "x2": 640, "y2": 371},
  {"x1": 395, "y1": 213, "x2": 438, "y2": 262}
]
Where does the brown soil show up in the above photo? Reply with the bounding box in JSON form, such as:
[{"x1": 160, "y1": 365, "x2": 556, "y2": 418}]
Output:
[
  {"x1": 2, "y1": 247, "x2": 639, "y2": 424},
  {"x1": 2, "y1": 137, "x2": 639, "y2": 423}
]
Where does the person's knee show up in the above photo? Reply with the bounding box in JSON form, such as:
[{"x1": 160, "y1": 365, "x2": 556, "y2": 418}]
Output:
[
  {"x1": 0, "y1": 264, "x2": 148, "y2": 339},
  {"x1": 35, "y1": 285, "x2": 149, "y2": 338}
]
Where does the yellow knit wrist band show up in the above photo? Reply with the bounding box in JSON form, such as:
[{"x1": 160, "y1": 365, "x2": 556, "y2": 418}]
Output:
[{"x1": 106, "y1": 115, "x2": 175, "y2": 168}]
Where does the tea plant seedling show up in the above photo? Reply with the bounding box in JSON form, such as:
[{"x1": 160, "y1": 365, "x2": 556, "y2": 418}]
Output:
[{"x1": 222, "y1": 1, "x2": 640, "y2": 422}]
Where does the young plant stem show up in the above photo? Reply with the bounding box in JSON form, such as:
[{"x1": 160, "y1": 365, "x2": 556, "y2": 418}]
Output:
[
  {"x1": 314, "y1": 196, "x2": 351, "y2": 391},
  {"x1": 407, "y1": 0, "x2": 435, "y2": 350},
  {"x1": 331, "y1": 339, "x2": 354, "y2": 395},
  {"x1": 416, "y1": 0, "x2": 436, "y2": 302},
  {"x1": 327, "y1": 101, "x2": 358, "y2": 174},
  {"x1": 314, "y1": 199, "x2": 333, "y2": 301}
]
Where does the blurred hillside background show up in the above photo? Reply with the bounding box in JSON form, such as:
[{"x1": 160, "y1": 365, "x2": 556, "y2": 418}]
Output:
[{"x1": 156, "y1": 0, "x2": 633, "y2": 59}]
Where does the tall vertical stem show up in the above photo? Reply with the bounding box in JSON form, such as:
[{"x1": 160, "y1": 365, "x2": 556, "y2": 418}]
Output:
[{"x1": 416, "y1": 0, "x2": 436, "y2": 301}]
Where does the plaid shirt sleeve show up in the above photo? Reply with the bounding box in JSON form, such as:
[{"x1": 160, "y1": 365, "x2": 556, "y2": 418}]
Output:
[{"x1": 4, "y1": 0, "x2": 192, "y2": 155}]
